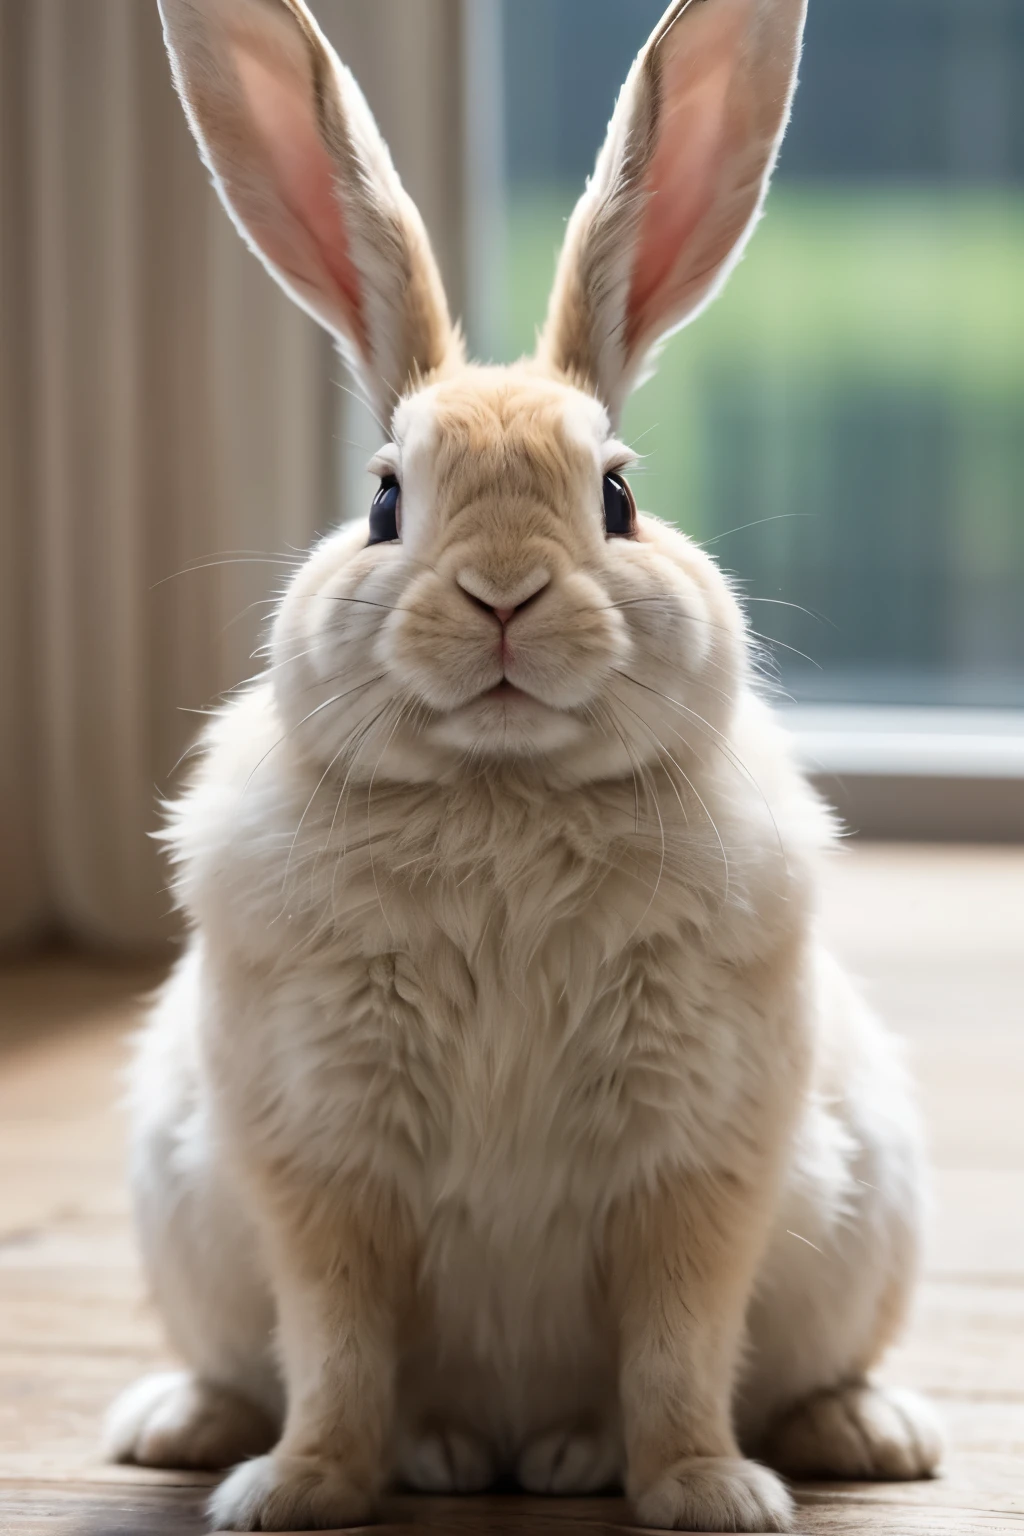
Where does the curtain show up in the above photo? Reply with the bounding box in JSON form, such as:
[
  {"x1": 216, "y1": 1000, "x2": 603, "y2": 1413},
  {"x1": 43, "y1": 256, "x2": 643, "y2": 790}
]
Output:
[{"x1": 0, "y1": 0, "x2": 471, "y2": 953}]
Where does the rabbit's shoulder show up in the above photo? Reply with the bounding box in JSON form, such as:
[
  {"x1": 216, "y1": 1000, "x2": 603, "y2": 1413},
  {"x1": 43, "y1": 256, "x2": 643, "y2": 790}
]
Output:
[{"x1": 161, "y1": 685, "x2": 315, "y2": 949}]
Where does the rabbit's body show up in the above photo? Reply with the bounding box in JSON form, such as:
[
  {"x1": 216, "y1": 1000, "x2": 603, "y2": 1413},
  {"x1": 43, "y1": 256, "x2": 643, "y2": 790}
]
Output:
[
  {"x1": 112, "y1": 2, "x2": 942, "y2": 1527},
  {"x1": 120, "y1": 660, "x2": 926, "y2": 1492}
]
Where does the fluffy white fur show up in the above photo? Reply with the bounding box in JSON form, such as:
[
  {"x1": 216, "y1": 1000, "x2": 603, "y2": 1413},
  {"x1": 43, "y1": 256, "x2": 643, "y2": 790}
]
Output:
[{"x1": 108, "y1": 1, "x2": 943, "y2": 1530}]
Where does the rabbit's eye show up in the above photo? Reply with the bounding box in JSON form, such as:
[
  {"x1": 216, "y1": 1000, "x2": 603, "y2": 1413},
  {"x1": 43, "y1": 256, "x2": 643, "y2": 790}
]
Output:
[
  {"x1": 603, "y1": 472, "x2": 636, "y2": 538},
  {"x1": 367, "y1": 475, "x2": 401, "y2": 545}
]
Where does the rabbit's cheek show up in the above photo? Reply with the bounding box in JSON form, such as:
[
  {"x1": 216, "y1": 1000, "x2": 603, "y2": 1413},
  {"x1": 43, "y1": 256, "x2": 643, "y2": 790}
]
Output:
[
  {"x1": 619, "y1": 580, "x2": 714, "y2": 687},
  {"x1": 669, "y1": 586, "x2": 715, "y2": 680},
  {"x1": 381, "y1": 597, "x2": 501, "y2": 712},
  {"x1": 506, "y1": 605, "x2": 628, "y2": 711}
]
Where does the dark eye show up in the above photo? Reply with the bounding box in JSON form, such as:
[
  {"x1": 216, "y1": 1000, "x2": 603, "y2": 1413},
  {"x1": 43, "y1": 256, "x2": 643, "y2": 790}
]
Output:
[
  {"x1": 603, "y1": 472, "x2": 636, "y2": 538},
  {"x1": 367, "y1": 475, "x2": 401, "y2": 545}
]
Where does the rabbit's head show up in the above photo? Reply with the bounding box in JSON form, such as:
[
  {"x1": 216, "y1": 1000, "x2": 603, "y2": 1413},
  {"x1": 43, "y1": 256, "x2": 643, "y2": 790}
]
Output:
[{"x1": 161, "y1": 0, "x2": 807, "y2": 785}]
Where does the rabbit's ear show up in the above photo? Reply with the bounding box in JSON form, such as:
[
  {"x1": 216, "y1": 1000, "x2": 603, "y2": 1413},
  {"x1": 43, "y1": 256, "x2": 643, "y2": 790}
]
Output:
[
  {"x1": 539, "y1": 0, "x2": 806, "y2": 421},
  {"x1": 158, "y1": 0, "x2": 458, "y2": 424}
]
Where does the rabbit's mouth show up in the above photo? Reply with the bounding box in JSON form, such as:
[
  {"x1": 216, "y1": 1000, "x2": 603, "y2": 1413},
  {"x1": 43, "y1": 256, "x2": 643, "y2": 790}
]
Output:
[
  {"x1": 426, "y1": 678, "x2": 587, "y2": 759},
  {"x1": 471, "y1": 679, "x2": 563, "y2": 716},
  {"x1": 483, "y1": 681, "x2": 532, "y2": 702}
]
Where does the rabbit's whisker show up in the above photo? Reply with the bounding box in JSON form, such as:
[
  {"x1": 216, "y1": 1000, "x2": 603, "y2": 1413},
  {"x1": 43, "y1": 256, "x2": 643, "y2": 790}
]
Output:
[
  {"x1": 603, "y1": 700, "x2": 669, "y2": 939},
  {"x1": 624, "y1": 423, "x2": 658, "y2": 451},
  {"x1": 604, "y1": 594, "x2": 822, "y2": 676},
  {"x1": 314, "y1": 595, "x2": 402, "y2": 613},
  {"x1": 609, "y1": 690, "x2": 730, "y2": 914},
  {"x1": 326, "y1": 696, "x2": 409, "y2": 885},
  {"x1": 698, "y1": 513, "x2": 814, "y2": 549},
  {"x1": 365, "y1": 701, "x2": 415, "y2": 939},
  {"x1": 612, "y1": 670, "x2": 787, "y2": 871},
  {"x1": 277, "y1": 691, "x2": 404, "y2": 935},
  {"x1": 745, "y1": 631, "x2": 822, "y2": 671},
  {"x1": 591, "y1": 701, "x2": 643, "y2": 836},
  {"x1": 240, "y1": 674, "x2": 388, "y2": 797},
  {"x1": 744, "y1": 596, "x2": 837, "y2": 630},
  {"x1": 225, "y1": 597, "x2": 289, "y2": 634},
  {"x1": 329, "y1": 372, "x2": 388, "y2": 437},
  {"x1": 280, "y1": 721, "x2": 366, "y2": 899},
  {"x1": 151, "y1": 555, "x2": 306, "y2": 589}
]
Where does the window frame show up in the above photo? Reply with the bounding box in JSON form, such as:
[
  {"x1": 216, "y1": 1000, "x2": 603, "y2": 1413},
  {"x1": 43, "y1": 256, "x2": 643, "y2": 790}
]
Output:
[{"x1": 461, "y1": 4, "x2": 1024, "y2": 843}]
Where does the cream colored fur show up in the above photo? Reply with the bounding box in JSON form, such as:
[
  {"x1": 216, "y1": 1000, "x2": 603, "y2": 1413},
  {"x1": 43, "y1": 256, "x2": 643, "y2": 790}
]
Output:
[{"x1": 108, "y1": 1, "x2": 942, "y2": 1529}]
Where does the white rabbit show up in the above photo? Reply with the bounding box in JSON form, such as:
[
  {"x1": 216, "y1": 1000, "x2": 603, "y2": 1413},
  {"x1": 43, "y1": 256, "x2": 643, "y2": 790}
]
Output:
[{"x1": 105, "y1": 1, "x2": 942, "y2": 1529}]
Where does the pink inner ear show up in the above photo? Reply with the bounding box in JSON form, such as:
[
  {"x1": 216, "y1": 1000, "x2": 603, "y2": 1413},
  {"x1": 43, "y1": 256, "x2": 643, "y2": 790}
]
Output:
[
  {"x1": 626, "y1": 4, "x2": 747, "y2": 349},
  {"x1": 235, "y1": 48, "x2": 368, "y2": 351}
]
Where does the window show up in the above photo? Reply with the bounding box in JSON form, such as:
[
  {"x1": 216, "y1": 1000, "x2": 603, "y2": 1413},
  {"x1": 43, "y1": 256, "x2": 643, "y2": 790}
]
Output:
[{"x1": 492, "y1": 0, "x2": 1024, "y2": 711}]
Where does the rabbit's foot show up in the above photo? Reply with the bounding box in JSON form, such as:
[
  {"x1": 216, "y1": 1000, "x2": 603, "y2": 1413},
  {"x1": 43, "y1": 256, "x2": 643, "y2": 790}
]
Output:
[
  {"x1": 762, "y1": 1383, "x2": 943, "y2": 1481},
  {"x1": 208, "y1": 1453, "x2": 373, "y2": 1531},
  {"x1": 518, "y1": 1427, "x2": 621, "y2": 1494},
  {"x1": 395, "y1": 1425, "x2": 496, "y2": 1493},
  {"x1": 633, "y1": 1455, "x2": 794, "y2": 1532},
  {"x1": 104, "y1": 1371, "x2": 275, "y2": 1471}
]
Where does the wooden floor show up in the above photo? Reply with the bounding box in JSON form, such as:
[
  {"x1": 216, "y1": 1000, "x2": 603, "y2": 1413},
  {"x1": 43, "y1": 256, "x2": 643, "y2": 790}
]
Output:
[{"x1": 2, "y1": 845, "x2": 1023, "y2": 1535}]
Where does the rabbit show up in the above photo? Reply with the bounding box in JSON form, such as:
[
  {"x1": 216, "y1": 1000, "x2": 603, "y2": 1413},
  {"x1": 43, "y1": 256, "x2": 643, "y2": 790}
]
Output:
[{"x1": 105, "y1": 0, "x2": 943, "y2": 1530}]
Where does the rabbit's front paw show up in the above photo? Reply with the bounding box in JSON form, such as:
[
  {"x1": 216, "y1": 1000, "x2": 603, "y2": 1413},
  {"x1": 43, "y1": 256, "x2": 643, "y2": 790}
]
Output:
[
  {"x1": 208, "y1": 1453, "x2": 373, "y2": 1532},
  {"x1": 104, "y1": 1371, "x2": 275, "y2": 1471},
  {"x1": 633, "y1": 1455, "x2": 794, "y2": 1532}
]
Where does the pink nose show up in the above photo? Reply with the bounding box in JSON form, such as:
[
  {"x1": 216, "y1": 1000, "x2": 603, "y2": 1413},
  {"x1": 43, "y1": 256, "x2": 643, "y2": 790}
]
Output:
[{"x1": 456, "y1": 572, "x2": 551, "y2": 626}]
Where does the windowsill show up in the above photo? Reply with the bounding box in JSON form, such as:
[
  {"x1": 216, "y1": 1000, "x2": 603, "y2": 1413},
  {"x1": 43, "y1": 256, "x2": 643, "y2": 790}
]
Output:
[
  {"x1": 780, "y1": 706, "x2": 1024, "y2": 781},
  {"x1": 777, "y1": 707, "x2": 1024, "y2": 842}
]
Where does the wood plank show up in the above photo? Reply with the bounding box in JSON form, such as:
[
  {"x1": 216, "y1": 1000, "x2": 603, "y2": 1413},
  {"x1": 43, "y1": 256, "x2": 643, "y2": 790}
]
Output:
[
  {"x1": 3, "y1": 1479, "x2": 1024, "y2": 1536},
  {"x1": 1, "y1": 846, "x2": 1023, "y2": 1533}
]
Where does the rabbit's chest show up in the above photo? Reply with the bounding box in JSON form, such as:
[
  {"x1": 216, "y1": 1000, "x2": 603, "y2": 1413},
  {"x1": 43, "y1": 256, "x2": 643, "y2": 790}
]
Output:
[{"x1": 302, "y1": 903, "x2": 745, "y2": 1218}]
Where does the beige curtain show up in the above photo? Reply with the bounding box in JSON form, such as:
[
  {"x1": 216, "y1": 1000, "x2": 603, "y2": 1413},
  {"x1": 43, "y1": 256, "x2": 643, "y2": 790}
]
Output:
[{"x1": 0, "y1": 0, "x2": 475, "y2": 953}]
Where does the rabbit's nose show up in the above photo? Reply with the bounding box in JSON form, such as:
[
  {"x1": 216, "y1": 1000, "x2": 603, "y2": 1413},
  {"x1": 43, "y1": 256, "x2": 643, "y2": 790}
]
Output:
[{"x1": 457, "y1": 570, "x2": 550, "y2": 625}]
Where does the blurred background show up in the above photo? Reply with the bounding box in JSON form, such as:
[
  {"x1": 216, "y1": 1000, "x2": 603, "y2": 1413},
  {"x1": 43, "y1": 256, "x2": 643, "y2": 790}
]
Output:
[
  {"x1": 1, "y1": 0, "x2": 1022, "y2": 953},
  {"x1": 2, "y1": 10, "x2": 1022, "y2": 1520},
  {"x1": 500, "y1": 0, "x2": 1024, "y2": 709}
]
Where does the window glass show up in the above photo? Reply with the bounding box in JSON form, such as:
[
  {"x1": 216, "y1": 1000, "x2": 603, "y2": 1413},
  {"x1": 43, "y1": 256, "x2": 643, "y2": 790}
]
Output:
[{"x1": 497, "y1": 0, "x2": 1024, "y2": 706}]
